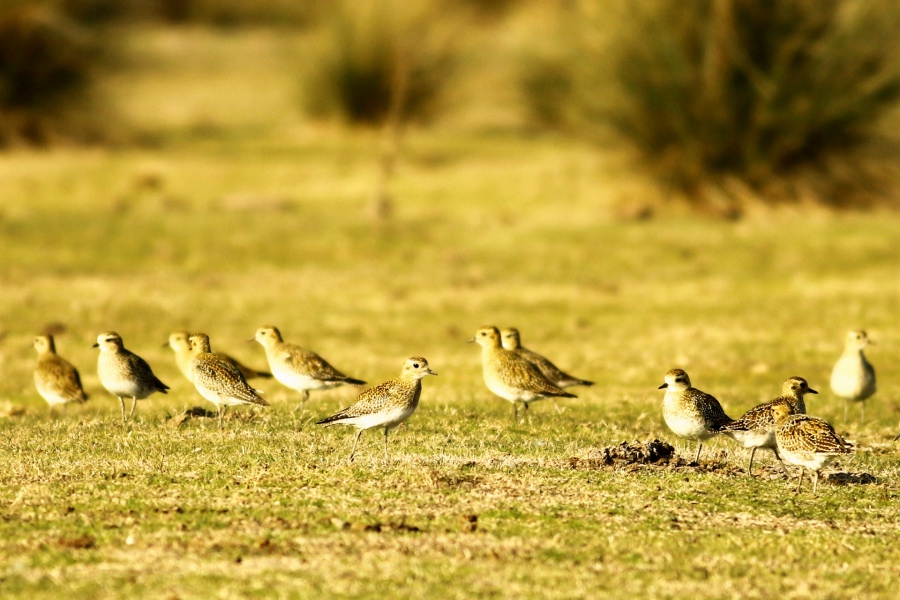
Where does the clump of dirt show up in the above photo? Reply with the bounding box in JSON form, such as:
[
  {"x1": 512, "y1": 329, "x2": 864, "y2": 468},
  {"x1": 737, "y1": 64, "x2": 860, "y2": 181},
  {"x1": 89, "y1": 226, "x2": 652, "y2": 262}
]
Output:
[
  {"x1": 825, "y1": 472, "x2": 878, "y2": 486},
  {"x1": 568, "y1": 439, "x2": 683, "y2": 471}
]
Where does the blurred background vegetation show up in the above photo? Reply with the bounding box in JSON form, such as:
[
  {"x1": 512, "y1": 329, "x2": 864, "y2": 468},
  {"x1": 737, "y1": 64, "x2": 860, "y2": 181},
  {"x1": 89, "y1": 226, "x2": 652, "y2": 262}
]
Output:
[{"x1": 2, "y1": 0, "x2": 900, "y2": 211}]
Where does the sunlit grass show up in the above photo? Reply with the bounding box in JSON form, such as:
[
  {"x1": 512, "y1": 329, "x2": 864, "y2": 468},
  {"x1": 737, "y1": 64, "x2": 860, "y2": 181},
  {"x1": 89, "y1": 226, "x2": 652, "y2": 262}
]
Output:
[{"x1": 0, "y1": 25, "x2": 899, "y2": 600}]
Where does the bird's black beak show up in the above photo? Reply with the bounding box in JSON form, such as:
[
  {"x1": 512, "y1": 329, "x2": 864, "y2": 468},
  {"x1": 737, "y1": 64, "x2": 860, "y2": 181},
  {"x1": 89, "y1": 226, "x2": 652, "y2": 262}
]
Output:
[
  {"x1": 808, "y1": 388, "x2": 818, "y2": 394},
  {"x1": 91, "y1": 343, "x2": 99, "y2": 348},
  {"x1": 658, "y1": 383, "x2": 668, "y2": 389}
]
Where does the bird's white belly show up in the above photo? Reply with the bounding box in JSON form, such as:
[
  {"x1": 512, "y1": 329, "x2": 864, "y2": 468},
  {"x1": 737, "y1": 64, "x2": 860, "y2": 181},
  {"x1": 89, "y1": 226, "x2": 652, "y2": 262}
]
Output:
[
  {"x1": 338, "y1": 406, "x2": 415, "y2": 431},
  {"x1": 663, "y1": 411, "x2": 713, "y2": 441},
  {"x1": 779, "y1": 449, "x2": 837, "y2": 471},
  {"x1": 722, "y1": 428, "x2": 775, "y2": 449},
  {"x1": 272, "y1": 366, "x2": 334, "y2": 392},
  {"x1": 830, "y1": 361, "x2": 875, "y2": 400},
  {"x1": 100, "y1": 374, "x2": 144, "y2": 399},
  {"x1": 37, "y1": 387, "x2": 69, "y2": 406}
]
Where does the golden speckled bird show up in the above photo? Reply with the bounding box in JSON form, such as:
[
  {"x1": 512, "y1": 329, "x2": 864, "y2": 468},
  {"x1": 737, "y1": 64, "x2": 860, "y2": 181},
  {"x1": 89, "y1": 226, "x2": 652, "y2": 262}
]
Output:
[
  {"x1": 718, "y1": 376, "x2": 818, "y2": 475},
  {"x1": 253, "y1": 326, "x2": 365, "y2": 410},
  {"x1": 316, "y1": 356, "x2": 436, "y2": 462},
  {"x1": 471, "y1": 326, "x2": 576, "y2": 422},
  {"x1": 189, "y1": 333, "x2": 268, "y2": 429},
  {"x1": 94, "y1": 331, "x2": 168, "y2": 425},
  {"x1": 658, "y1": 369, "x2": 733, "y2": 463},
  {"x1": 165, "y1": 331, "x2": 271, "y2": 383},
  {"x1": 772, "y1": 402, "x2": 853, "y2": 494},
  {"x1": 33, "y1": 334, "x2": 88, "y2": 410},
  {"x1": 500, "y1": 327, "x2": 592, "y2": 413},
  {"x1": 830, "y1": 330, "x2": 876, "y2": 424}
]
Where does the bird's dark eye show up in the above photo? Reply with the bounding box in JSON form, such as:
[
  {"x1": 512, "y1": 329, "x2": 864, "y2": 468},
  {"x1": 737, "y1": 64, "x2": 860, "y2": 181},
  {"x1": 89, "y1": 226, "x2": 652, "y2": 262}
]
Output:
[{"x1": 413, "y1": 363, "x2": 420, "y2": 368}]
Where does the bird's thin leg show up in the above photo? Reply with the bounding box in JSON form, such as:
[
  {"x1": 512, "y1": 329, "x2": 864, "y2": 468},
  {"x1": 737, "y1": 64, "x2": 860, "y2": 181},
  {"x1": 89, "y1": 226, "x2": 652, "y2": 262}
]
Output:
[
  {"x1": 860, "y1": 401, "x2": 865, "y2": 424},
  {"x1": 795, "y1": 469, "x2": 804, "y2": 494},
  {"x1": 293, "y1": 390, "x2": 310, "y2": 414},
  {"x1": 772, "y1": 448, "x2": 789, "y2": 475},
  {"x1": 383, "y1": 428, "x2": 390, "y2": 460},
  {"x1": 812, "y1": 470, "x2": 820, "y2": 496},
  {"x1": 128, "y1": 398, "x2": 138, "y2": 421},
  {"x1": 118, "y1": 397, "x2": 127, "y2": 425},
  {"x1": 523, "y1": 401, "x2": 530, "y2": 425},
  {"x1": 348, "y1": 430, "x2": 364, "y2": 463},
  {"x1": 748, "y1": 447, "x2": 757, "y2": 476},
  {"x1": 512, "y1": 402, "x2": 518, "y2": 423},
  {"x1": 694, "y1": 443, "x2": 703, "y2": 464}
]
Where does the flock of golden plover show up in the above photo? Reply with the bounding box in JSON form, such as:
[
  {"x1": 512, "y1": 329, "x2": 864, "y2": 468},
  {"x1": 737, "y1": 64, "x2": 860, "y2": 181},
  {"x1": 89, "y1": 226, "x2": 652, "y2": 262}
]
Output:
[{"x1": 29, "y1": 325, "x2": 880, "y2": 492}]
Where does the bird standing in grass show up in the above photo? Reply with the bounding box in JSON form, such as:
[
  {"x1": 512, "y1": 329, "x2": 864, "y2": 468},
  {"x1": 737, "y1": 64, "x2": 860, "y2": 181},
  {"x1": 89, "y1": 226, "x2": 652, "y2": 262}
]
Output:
[
  {"x1": 718, "y1": 376, "x2": 818, "y2": 475},
  {"x1": 772, "y1": 402, "x2": 853, "y2": 495},
  {"x1": 658, "y1": 369, "x2": 733, "y2": 463},
  {"x1": 471, "y1": 326, "x2": 576, "y2": 422},
  {"x1": 94, "y1": 331, "x2": 169, "y2": 425},
  {"x1": 500, "y1": 327, "x2": 592, "y2": 412},
  {"x1": 253, "y1": 326, "x2": 365, "y2": 411},
  {"x1": 165, "y1": 331, "x2": 271, "y2": 383},
  {"x1": 189, "y1": 333, "x2": 268, "y2": 429},
  {"x1": 33, "y1": 334, "x2": 88, "y2": 411},
  {"x1": 316, "y1": 356, "x2": 436, "y2": 462},
  {"x1": 830, "y1": 330, "x2": 876, "y2": 424}
]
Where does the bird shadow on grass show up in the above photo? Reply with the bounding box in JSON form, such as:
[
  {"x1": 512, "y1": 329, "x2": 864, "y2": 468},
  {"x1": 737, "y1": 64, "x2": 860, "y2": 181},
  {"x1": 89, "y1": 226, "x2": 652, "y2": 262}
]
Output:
[{"x1": 165, "y1": 406, "x2": 218, "y2": 427}]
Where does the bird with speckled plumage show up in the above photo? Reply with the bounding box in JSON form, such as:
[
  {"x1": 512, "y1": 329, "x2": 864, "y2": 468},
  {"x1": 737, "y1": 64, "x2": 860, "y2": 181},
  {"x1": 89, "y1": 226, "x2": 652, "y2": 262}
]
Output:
[
  {"x1": 33, "y1": 334, "x2": 88, "y2": 411},
  {"x1": 830, "y1": 330, "x2": 876, "y2": 424},
  {"x1": 317, "y1": 356, "x2": 436, "y2": 462},
  {"x1": 471, "y1": 326, "x2": 576, "y2": 422},
  {"x1": 719, "y1": 376, "x2": 818, "y2": 475},
  {"x1": 189, "y1": 333, "x2": 268, "y2": 429},
  {"x1": 94, "y1": 331, "x2": 168, "y2": 425},
  {"x1": 772, "y1": 402, "x2": 852, "y2": 494},
  {"x1": 253, "y1": 326, "x2": 365, "y2": 410},
  {"x1": 658, "y1": 369, "x2": 733, "y2": 463},
  {"x1": 500, "y1": 327, "x2": 591, "y2": 412},
  {"x1": 166, "y1": 331, "x2": 271, "y2": 383}
]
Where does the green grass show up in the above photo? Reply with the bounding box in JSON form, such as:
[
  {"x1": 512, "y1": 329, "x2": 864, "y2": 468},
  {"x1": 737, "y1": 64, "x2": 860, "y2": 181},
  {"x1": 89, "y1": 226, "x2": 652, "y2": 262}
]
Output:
[{"x1": 1, "y1": 26, "x2": 899, "y2": 599}]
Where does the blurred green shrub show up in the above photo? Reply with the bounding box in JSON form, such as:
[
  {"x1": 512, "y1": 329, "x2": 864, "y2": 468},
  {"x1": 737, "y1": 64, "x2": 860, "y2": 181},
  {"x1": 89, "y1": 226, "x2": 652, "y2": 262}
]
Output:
[
  {"x1": 0, "y1": 3, "x2": 104, "y2": 145},
  {"x1": 301, "y1": 0, "x2": 461, "y2": 126},
  {"x1": 527, "y1": 0, "x2": 900, "y2": 206}
]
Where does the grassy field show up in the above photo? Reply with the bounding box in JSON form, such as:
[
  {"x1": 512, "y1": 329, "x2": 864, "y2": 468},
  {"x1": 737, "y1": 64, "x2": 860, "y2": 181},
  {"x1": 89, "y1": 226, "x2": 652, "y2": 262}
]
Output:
[{"x1": 1, "y1": 27, "x2": 899, "y2": 599}]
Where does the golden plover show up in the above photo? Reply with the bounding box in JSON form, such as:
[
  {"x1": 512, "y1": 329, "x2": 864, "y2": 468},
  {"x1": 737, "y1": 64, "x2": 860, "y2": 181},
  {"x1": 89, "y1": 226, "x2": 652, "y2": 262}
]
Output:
[
  {"x1": 830, "y1": 330, "x2": 876, "y2": 424},
  {"x1": 94, "y1": 331, "x2": 169, "y2": 424},
  {"x1": 718, "y1": 376, "x2": 818, "y2": 475},
  {"x1": 658, "y1": 369, "x2": 733, "y2": 463},
  {"x1": 772, "y1": 402, "x2": 853, "y2": 494},
  {"x1": 316, "y1": 356, "x2": 436, "y2": 462},
  {"x1": 471, "y1": 326, "x2": 576, "y2": 422},
  {"x1": 189, "y1": 333, "x2": 269, "y2": 429},
  {"x1": 33, "y1": 334, "x2": 88, "y2": 410},
  {"x1": 501, "y1": 327, "x2": 592, "y2": 412},
  {"x1": 253, "y1": 326, "x2": 365, "y2": 410},
  {"x1": 165, "y1": 331, "x2": 271, "y2": 383}
]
